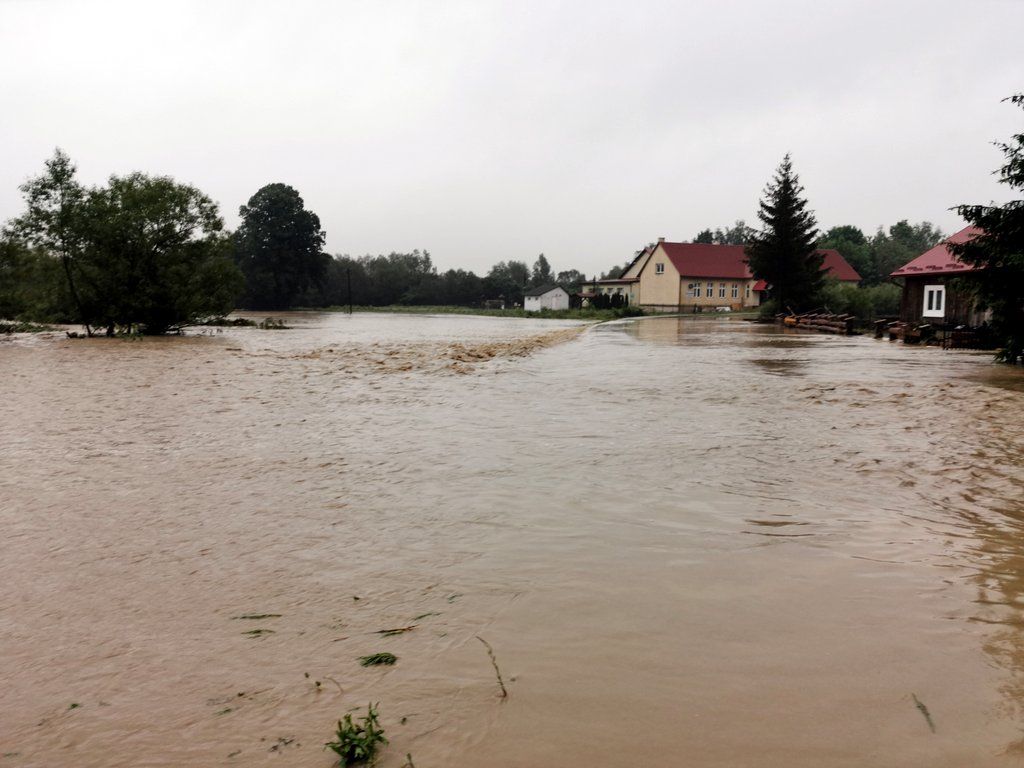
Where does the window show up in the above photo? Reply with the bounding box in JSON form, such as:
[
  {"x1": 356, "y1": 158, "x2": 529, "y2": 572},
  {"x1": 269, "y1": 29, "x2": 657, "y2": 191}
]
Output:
[
  {"x1": 719, "y1": 283, "x2": 726, "y2": 298},
  {"x1": 745, "y1": 285, "x2": 751, "y2": 298},
  {"x1": 707, "y1": 282, "x2": 714, "y2": 297},
  {"x1": 691, "y1": 283, "x2": 701, "y2": 298},
  {"x1": 655, "y1": 262, "x2": 665, "y2": 274},
  {"x1": 923, "y1": 285, "x2": 945, "y2": 318},
  {"x1": 731, "y1": 283, "x2": 739, "y2": 298}
]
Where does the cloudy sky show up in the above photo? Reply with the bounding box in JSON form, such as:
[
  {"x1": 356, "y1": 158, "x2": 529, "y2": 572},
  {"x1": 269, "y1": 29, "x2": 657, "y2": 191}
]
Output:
[{"x1": 1, "y1": 0, "x2": 1021, "y2": 276}]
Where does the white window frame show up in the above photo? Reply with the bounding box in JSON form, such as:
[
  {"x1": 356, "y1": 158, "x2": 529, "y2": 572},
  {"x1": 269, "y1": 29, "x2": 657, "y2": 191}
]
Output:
[
  {"x1": 719, "y1": 283, "x2": 726, "y2": 298},
  {"x1": 655, "y1": 262, "x2": 665, "y2": 274},
  {"x1": 707, "y1": 282, "x2": 713, "y2": 297},
  {"x1": 731, "y1": 283, "x2": 739, "y2": 298},
  {"x1": 923, "y1": 284, "x2": 945, "y2": 318},
  {"x1": 691, "y1": 283, "x2": 701, "y2": 298}
]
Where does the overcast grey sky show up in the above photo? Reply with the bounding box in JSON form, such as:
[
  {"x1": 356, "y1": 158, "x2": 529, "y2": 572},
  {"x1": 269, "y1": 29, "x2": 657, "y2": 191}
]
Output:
[{"x1": 1, "y1": 0, "x2": 1021, "y2": 275}]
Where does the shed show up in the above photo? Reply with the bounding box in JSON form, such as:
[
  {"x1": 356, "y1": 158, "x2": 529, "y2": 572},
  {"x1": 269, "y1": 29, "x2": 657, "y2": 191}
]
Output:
[
  {"x1": 890, "y1": 226, "x2": 987, "y2": 326},
  {"x1": 523, "y1": 284, "x2": 570, "y2": 312}
]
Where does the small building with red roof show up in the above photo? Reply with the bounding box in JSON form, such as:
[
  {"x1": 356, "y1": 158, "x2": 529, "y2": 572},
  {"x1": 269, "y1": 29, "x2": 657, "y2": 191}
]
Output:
[
  {"x1": 584, "y1": 238, "x2": 860, "y2": 312},
  {"x1": 890, "y1": 226, "x2": 987, "y2": 326}
]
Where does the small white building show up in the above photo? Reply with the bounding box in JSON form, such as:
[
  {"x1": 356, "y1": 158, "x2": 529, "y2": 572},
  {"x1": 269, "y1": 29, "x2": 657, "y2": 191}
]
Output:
[{"x1": 523, "y1": 284, "x2": 570, "y2": 312}]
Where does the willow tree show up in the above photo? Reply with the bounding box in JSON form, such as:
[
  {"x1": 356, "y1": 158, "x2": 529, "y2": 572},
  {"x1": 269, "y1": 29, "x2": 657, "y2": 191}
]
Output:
[
  {"x1": 950, "y1": 94, "x2": 1024, "y2": 364},
  {"x1": 745, "y1": 155, "x2": 823, "y2": 312}
]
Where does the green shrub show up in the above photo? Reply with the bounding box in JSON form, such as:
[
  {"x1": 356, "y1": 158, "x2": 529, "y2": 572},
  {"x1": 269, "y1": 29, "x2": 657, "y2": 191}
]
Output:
[
  {"x1": 325, "y1": 703, "x2": 388, "y2": 767},
  {"x1": 820, "y1": 280, "x2": 900, "y2": 324}
]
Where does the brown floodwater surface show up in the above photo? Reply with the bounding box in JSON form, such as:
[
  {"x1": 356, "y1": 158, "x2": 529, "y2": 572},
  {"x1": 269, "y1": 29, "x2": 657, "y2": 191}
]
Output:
[{"x1": 2, "y1": 313, "x2": 1024, "y2": 767}]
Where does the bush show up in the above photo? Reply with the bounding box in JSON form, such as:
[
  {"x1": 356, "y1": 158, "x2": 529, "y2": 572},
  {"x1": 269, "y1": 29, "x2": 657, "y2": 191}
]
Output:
[
  {"x1": 325, "y1": 704, "x2": 388, "y2": 767},
  {"x1": 820, "y1": 281, "x2": 900, "y2": 324}
]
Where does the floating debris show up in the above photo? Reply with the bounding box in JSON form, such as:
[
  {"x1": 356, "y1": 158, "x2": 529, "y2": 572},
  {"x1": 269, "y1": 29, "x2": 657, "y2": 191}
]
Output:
[
  {"x1": 359, "y1": 653, "x2": 398, "y2": 667},
  {"x1": 912, "y1": 693, "x2": 936, "y2": 733},
  {"x1": 375, "y1": 625, "x2": 416, "y2": 637}
]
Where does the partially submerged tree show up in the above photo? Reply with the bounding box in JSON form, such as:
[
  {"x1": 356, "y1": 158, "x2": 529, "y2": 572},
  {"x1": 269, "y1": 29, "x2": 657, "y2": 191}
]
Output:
[
  {"x1": 234, "y1": 183, "x2": 328, "y2": 309},
  {"x1": 77, "y1": 173, "x2": 241, "y2": 334},
  {"x1": 745, "y1": 155, "x2": 823, "y2": 312},
  {"x1": 6, "y1": 149, "x2": 92, "y2": 332},
  {"x1": 8, "y1": 150, "x2": 242, "y2": 334},
  {"x1": 950, "y1": 94, "x2": 1024, "y2": 363}
]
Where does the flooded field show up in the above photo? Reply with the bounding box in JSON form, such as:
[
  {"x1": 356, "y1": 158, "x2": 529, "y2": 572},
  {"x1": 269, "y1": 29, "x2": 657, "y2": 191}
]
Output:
[{"x1": 2, "y1": 312, "x2": 1024, "y2": 767}]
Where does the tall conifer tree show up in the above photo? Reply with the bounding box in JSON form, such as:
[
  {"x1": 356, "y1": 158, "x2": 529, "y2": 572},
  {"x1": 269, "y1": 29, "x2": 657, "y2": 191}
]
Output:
[{"x1": 745, "y1": 155, "x2": 823, "y2": 312}]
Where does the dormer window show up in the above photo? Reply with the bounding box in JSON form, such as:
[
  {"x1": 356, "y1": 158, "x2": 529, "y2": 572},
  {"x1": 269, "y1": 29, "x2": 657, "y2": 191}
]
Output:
[{"x1": 655, "y1": 263, "x2": 665, "y2": 274}]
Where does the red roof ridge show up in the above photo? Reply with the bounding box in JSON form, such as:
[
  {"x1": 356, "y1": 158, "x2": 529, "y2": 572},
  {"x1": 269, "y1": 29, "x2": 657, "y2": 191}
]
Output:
[{"x1": 890, "y1": 226, "x2": 984, "y2": 277}]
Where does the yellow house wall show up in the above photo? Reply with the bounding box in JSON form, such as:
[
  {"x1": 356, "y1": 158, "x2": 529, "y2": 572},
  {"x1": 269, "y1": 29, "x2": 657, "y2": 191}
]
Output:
[
  {"x1": 636, "y1": 244, "x2": 683, "y2": 307},
  {"x1": 680, "y1": 277, "x2": 758, "y2": 309},
  {"x1": 620, "y1": 249, "x2": 651, "y2": 280}
]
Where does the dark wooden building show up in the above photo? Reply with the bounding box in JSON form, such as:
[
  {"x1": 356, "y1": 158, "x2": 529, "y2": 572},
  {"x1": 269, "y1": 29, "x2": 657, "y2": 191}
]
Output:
[{"x1": 891, "y1": 226, "x2": 988, "y2": 327}]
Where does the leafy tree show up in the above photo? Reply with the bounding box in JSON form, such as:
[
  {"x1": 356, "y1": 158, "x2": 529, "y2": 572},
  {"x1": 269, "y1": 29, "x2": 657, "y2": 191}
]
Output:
[
  {"x1": 694, "y1": 229, "x2": 714, "y2": 244},
  {"x1": 8, "y1": 152, "x2": 241, "y2": 334},
  {"x1": 436, "y1": 269, "x2": 484, "y2": 305},
  {"x1": 745, "y1": 155, "x2": 824, "y2": 312},
  {"x1": 950, "y1": 94, "x2": 1024, "y2": 363},
  {"x1": 485, "y1": 260, "x2": 530, "y2": 304},
  {"x1": 713, "y1": 220, "x2": 757, "y2": 245},
  {"x1": 362, "y1": 250, "x2": 436, "y2": 304},
  {"x1": 77, "y1": 173, "x2": 241, "y2": 334},
  {"x1": 818, "y1": 225, "x2": 870, "y2": 283},
  {"x1": 6, "y1": 149, "x2": 92, "y2": 332},
  {"x1": 234, "y1": 183, "x2": 328, "y2": 309},
  {"x1": 556, "y1": 269, "x2": 586, "y2": 291},
  {"x1": 531, "y1": 253, "x2": 553, "y2": 287},
  {"x1": 868, "y1": 220, "x2": 945, "y2": 284},
  {"x1": 600, "y1": 261, "x2": 630, "y2": 279}
]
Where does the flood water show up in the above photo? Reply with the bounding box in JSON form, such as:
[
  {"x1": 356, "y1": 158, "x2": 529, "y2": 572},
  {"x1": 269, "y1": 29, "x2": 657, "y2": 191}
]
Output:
[{"x1": 3, "y1": 312, "x2": 1024, "y2": 767}]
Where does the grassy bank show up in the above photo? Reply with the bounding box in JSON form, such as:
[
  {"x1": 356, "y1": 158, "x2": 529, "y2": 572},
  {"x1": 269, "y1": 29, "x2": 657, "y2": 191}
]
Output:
[{"x1": 308, "y1": 305, "x2": 643, "y2": 321}]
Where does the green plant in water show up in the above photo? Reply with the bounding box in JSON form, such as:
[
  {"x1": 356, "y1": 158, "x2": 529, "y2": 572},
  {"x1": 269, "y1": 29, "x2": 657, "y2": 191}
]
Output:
[
  {"x1": 325, "y1": 703, "x2": 387, "y2": 767},
  {"x1": 358, "y1": 652, "x2": 397, "y2": 667}
]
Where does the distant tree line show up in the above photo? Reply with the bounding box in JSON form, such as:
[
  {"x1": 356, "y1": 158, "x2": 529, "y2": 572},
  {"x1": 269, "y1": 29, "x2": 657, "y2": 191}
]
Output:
[
  {"x1": 300, "y1": 251, "x2": 592, "y2": 309},
  {"x1": 0, "y1": 150, "x2": 594, "y2": 333}
]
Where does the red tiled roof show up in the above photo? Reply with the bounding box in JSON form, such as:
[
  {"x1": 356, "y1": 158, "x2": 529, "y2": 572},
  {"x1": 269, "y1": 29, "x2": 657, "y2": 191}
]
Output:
[
  {"x1": 890, "y1": 226, "x2": 984, "y2": 277},
  {"x1": 819, "y1": 249, "x2": 860, "y2": 282},
  {"x1": 752, "y1": 280, "x2": 768, "y2": 291},
  {"x1": 655, "y1": 243, "x2": 860, "y2": 282}
]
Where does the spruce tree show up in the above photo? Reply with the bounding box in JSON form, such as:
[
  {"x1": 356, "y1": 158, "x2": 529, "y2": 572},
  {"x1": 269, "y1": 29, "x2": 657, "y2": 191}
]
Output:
[{"x1": 745, "y1": 154, "x2": 823, "y2": 312}]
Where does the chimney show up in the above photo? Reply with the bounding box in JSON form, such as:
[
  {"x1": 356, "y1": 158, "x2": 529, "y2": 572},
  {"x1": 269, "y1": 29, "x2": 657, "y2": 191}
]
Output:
[{"x1": 657, "y1": 236, "x2": 665, "y2": 243}]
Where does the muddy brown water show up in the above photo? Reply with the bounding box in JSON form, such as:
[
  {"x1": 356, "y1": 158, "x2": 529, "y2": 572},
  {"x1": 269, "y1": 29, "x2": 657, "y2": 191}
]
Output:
[{"x1": 2, "y1": 312, "x2": 1023, "y2": 767}]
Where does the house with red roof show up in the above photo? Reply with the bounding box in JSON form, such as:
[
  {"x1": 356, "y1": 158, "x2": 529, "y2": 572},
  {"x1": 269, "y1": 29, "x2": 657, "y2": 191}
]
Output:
[
  {"x1": 890, "y1": 226, "x2": 987, "y2": 326},
  {"x1": 584, "y1": 238, "x2": 860, "y2": 312}
]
